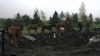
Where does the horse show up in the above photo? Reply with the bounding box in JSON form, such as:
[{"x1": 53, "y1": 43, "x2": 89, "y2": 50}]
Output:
[
  {"x1": 41, "y1": 24, "x2": 55, "y2": 33},
  {"x1": 5, "y1": 24, "x2": 23, "y2": 47},
  {"x1": 56, "y1": 21, "x2": 67, "y2": 31},
  {"x1": 27, "y1": 23, "x2": 43, "y2": 33}
]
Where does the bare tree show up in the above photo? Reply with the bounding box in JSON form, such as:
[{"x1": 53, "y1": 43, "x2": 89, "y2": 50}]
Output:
[
  {"x1": 40, "y1": 10, "x2": 46, "y2": 21},
  {"x1": 79, "y1": 2, "x2": 87, "y2": 27}
]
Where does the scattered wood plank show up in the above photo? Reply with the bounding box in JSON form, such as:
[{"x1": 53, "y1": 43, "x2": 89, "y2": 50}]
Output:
[{"x1": 22, "y1": 35, "x2": 36, "y2": 41}]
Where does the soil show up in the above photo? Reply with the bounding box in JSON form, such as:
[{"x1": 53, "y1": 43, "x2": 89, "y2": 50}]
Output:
[{"x1": 0, "y1": 31, "x2": 100, "y2": 56}]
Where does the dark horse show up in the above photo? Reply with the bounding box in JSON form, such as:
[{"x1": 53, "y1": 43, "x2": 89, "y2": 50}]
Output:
[
  {"x1": 41, "y1": 24, "x2": 55, "y2": 33},
  {"x1": 5, "y1": 24, "x2": 23, "y2": 47}
]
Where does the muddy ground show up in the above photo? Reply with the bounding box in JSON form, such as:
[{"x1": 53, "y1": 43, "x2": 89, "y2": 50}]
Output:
[{"x1": 0, "y1": 31, "x2": 100, "y2": 56}]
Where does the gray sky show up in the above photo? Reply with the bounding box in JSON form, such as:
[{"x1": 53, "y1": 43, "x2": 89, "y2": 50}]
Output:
[{"x1": 0, "y1": 0, "x2": 100, "y2": 19}]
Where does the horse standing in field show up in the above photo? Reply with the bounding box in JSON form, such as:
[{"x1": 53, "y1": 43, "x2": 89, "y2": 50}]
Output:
[
  {"x1": 5, "y1": 24, "x2": 23, "y2": 47},
  {"x1": 27, "y1": 23, "x2": 43, "y2": 33},
  {"x1": 56, "y1": 21, "x2": 70, "y2": 31},
  {"x1": 41, "y1": 24, "x2": 55, "y2": 33}
]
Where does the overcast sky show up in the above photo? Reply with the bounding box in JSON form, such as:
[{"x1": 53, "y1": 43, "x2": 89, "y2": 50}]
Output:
[{"x1": 0, "y1": 0, "x2": 100, "y2": 19}]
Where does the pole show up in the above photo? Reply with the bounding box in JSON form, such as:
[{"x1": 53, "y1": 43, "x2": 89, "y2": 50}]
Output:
[{"x1": 0, "y1": 29, "x2": 5, "y2": 56}]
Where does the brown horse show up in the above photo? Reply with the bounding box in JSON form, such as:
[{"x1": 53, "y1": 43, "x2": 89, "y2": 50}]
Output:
[
  {"x1": 5, "y1": 24, "x2": 23, "y2": 47},
  {"x1": 56, "y1": 21, "x2": 70, "y2": 31},
  {"x1": 27, "y1": 23, "x2": 43, "y2": 33}
]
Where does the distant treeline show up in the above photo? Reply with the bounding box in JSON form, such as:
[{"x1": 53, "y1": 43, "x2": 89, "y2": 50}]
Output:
[{"x1": 0, "y1": 11, "x2": 100, "y2": 29}]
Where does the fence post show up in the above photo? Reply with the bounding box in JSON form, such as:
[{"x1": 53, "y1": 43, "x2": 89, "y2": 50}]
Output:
[{"x1": 0, "y1": 29, "x2": 5, "y2": 56}]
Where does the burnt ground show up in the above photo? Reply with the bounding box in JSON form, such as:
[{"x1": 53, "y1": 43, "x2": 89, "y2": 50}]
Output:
[{"x1": 0, "y1": 30, "x2": 100, "y2": 56}]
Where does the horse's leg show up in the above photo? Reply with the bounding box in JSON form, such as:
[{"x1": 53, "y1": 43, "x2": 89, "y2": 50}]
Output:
[
  {"x1": 13, "y1": 35, "x2": 17, "y2": 47},
  {"x1": 27, "y1": 28, "x2": 30, "y2": 34},
  {"x1": 35, "y1": 29, "x2": 38, "y2": 34},
  {"x1": 49, "y1": 28, "x2": 52, "y2": 33},
  {"x1": 7, "y1": 34, "x2": 14, "y2": 46},
  {"x1": 57, "y1": 27, "x2": 60, "y2": 32},
  {"x1": 41, "y1": 27, "x2": 44, "y2": 33},
  {"x1": 28, "y1": 29, "x2": 30, "y2": 34},
  {"x1": 6, "y1": 31, "x2": 11, "y2": 41},
  {"x1": 7, "y1": 34, "x2": 12, "y2": 45},
  {"x1": 6, "y1": 33, "x2": 10, "y2": 41}
]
